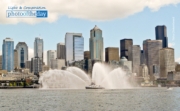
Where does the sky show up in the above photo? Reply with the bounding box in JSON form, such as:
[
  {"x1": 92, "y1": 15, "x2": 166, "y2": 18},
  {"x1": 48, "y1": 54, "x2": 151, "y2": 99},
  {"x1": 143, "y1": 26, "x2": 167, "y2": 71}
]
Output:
[{"x1": 0, "y1": 0, "x2": 180, "y2": 64}]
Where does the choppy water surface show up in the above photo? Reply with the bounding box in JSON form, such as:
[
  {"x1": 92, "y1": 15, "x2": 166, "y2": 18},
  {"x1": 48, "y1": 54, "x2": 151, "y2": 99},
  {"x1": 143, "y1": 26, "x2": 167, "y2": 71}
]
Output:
[{"x1": 0, "y1": 88, "x2": 180, "y2": 111}]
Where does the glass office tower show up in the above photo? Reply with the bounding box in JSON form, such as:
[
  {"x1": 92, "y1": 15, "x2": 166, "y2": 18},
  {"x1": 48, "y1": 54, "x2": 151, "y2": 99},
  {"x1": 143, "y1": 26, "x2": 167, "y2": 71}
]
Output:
[
  {"x1": 73, "y1": 36, "x2": 84, "y2": 61},
  {"x1": 89, "y1": 25, "x2": 104, "y2": 61},
  {"x1": 2, "y1": 38, "x2": 14, "y2": 72},
  {"x1": 16, "y1": 42, "x2": 28, "y2": 68},
  {"x1": 155, "y1": 25, "x2": 168, "y2": 48},
  {"x1": 65, "y1": 33, "x2": 84, "y2": 65}
]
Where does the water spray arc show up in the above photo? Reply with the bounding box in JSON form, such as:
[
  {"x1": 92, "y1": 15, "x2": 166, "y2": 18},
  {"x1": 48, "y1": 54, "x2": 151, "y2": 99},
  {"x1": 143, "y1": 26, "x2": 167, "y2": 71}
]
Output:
[{"x1": 39, "y1": 63, "x2": 132, "y2": 89}]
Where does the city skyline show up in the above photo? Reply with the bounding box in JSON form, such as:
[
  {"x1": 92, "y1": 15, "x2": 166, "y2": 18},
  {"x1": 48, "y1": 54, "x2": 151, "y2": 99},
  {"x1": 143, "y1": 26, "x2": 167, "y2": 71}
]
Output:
[
  {"x1": 0, "y1": 24, "x2": 180, "y2": 65},
  {"x1": 0, "y1": 3, "x2": 180, "y2": 64}
]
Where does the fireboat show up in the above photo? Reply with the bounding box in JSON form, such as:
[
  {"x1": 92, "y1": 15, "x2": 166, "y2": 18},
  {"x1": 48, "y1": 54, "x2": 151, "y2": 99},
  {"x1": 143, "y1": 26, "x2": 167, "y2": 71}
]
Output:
[{"x1": 85, "y1": 82, "x2": 104, "y2": 89}]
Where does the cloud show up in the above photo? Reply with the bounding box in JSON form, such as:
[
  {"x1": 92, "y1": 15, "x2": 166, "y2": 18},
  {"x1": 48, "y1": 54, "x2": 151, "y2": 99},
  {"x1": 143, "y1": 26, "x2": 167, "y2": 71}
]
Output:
[
  {"x1": 168, "y1": 43, "x2": 175, "y2": 48},
  {"x1": 28, "y1": 47, "x2": 47, "y2": 65},
  {"x1": 1, "y1": 0, "x2": 180, "y2": 24}
]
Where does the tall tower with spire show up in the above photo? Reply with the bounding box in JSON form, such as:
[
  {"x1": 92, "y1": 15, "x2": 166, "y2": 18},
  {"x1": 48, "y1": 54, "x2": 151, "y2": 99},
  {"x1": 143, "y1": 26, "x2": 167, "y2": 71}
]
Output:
[{"x1": 89, "y1": 25, "x2": 104, "y2": 61}]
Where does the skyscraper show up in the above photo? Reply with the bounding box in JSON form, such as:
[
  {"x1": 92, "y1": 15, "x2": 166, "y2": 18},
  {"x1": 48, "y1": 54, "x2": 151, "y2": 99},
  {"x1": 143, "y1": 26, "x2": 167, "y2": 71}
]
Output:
[
  {"x1": 105, "y1": 47, "x2": 119, "y2": 62},
  {"x1": 65, "y1": 33, "x2": 84, "y2": 64},
  {"x1": 155, "y1": 25, "x2": 168, "y2": 48},
  {"x1": 47, "y1": 50, "x2": 57, "y2": 68},
  {"x1": 143, "y1": 39, "x2": 162, "y2": 79},
  {"x1": 16, "y1": 42, "x2": 28, "y2": 68},
  {"x1": 2, "y1": 38, "x2": 14, "y2": 72},
  {"x1": 73, "y1": 36, "x2": 84, "y2": 61},
  {"x1": 159, "y1": 48, "x2": 175, "y2": 78},
  {"x1": 34, "y1": 37, "x2": 43, "y2": 62},
  {"x1": 89, "y1": 25, "x2": 104, "y2": 61},
  {"x1": 120, "y1": 39, "x2": 133, "y2": 60},
  {"x1": 57, "y1": 43, "x2": 65, "y2": 59},
  {"x1": 128, "y1": 45, "x2": 141, "y2": 76},
  {"x1": 14, "y1": 49, "x2": 18, "y2": 69}
]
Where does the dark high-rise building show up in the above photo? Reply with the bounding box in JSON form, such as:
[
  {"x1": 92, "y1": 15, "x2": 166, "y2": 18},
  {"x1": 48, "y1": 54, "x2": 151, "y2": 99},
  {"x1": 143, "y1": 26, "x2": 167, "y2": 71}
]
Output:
[
  {"x1": 120, "y1": 39, "x2": 133, "y2": 60},
  {"x1": 155, "y1": 25, "x2": 168, "y2": 48},
  {"x1": 84, "y1": 51, "x2": 90, "y2": 59},
  {"x1": 105, "y1": 47, "x2": 119, "y2": 62}
]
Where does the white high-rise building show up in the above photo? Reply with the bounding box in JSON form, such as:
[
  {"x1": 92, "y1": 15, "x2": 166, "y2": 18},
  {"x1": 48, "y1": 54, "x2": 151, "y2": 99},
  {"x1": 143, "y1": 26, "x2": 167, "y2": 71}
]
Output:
[{"x1": 65, "y1": 33, "x2": 84, "y2": 65}]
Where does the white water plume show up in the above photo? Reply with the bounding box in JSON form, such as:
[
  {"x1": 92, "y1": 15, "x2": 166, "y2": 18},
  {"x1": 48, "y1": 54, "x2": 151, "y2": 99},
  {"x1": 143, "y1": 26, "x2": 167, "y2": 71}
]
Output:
[{"x1": 39, "y1": 63, "x2": 132, "y2": 89}]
